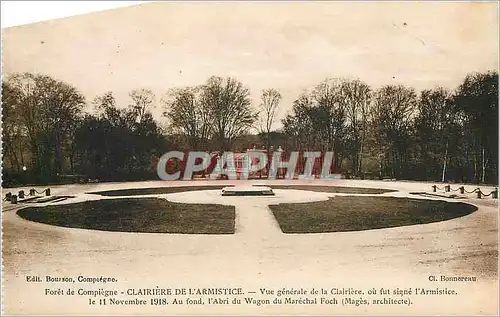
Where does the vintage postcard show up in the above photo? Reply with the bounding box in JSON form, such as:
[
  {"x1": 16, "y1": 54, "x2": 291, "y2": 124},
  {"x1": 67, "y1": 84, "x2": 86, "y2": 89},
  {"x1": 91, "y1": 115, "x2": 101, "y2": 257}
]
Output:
[{"x1": 1, "y1": 1, "x2": 498, "y2": 315}]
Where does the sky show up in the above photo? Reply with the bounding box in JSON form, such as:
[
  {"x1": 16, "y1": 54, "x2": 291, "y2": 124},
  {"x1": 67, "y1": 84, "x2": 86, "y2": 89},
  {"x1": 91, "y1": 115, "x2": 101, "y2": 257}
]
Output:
[{"x1": 2, "y1": 1, "x2": 499, "y2": 129}]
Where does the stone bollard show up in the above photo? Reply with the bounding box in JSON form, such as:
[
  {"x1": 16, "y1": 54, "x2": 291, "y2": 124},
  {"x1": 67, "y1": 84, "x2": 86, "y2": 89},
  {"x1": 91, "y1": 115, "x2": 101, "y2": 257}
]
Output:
[
  {"x1": 476, "y1": 189, "x2": 482, "y2": 199},
  {"x1": 5, "y1": 192, "x2": 12, "y2": 201},
  {"x1": 18, "y1": 190, "x2": 25, "y2": 199},
  {"x1": 432, "y1": 185, "x2": 437, "y2": 192},
  {"x1": 492, "y1": 188, "x2": 498, "y2": 199},
  {"x1": 459, "y1": 186, "x2": 465, "y2": 194},
  {"x1": 30, "y1": 189, "x2": 36, "y2": 196},
  {"x1": 445, "y1": 185, "x2": 450, "y2": 192},
  {"x1": 45, "y1": 188, "x2": 51, "y2": 196},
  {"x1": 11, "y1": 195, "x2": 18, "y2": 204}
]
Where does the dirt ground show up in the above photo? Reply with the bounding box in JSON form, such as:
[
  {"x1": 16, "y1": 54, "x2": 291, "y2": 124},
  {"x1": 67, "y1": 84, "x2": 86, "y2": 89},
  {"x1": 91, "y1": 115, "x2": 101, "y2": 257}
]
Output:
[{"x1": 1, "y1": 179, "x2": 498, "y2": 315}]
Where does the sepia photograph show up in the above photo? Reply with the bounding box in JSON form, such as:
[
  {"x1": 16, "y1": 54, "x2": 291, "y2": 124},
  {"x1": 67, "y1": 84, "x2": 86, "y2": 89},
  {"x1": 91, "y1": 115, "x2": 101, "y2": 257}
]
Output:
[{"x1": 1, "y1": 1, "x2": 499, "y2": 315}]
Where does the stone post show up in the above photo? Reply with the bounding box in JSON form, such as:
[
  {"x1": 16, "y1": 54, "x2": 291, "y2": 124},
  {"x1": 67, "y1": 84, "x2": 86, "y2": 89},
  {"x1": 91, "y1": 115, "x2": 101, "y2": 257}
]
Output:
[{"x1": 492, "y1": 188, "x2": 498, "y2": 199}]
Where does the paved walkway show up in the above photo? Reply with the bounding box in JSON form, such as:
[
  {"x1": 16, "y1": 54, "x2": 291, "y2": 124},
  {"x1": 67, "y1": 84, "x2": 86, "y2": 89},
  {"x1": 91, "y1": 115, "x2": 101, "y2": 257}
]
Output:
[{"x1": 1, "y1": 180, "x2": 498, "y2": 315}]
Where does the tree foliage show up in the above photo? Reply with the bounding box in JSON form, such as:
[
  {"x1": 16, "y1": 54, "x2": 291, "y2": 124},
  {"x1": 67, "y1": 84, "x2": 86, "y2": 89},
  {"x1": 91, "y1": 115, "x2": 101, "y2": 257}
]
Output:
[
  {"x1": 163, "y1": 76, "x2": 257, "y2": 151},
  {"x1": 282, "y1": 73, "x2": 498, "y2": 182},
  {"x1": 1, "y1": 71, "x2": 497, "y2": 186},
  {"x1": 2, "y1": 73, "x2": 85, "y2": 183},
  {"x1": 202, "y1": 76, "x2": 257, "y2": 150},
  {"x1": 163, "y1": 86, "x2": 212, "y2": 150},
  {"x1": 257, "y1": 88, "x2": 282, "y2": 150}
]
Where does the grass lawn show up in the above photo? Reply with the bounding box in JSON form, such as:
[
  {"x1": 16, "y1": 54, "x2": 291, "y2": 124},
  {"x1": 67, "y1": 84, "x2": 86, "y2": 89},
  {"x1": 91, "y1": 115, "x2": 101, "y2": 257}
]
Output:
[
  {"x1": 270, "y1": 185, "x2": 395, "y2": 194},
  {"x1": 87, "y1": 186, "x2": 230, "y2": 196},
  {"x1": 269, "y1": 196, "x2": 477, "y2": 233},
  {"x1": 17, "y1": 198, "x2": 235, "y2": 234},
  {"x1": 89, "y1": 185, "x2": 394, "y2": 196}
]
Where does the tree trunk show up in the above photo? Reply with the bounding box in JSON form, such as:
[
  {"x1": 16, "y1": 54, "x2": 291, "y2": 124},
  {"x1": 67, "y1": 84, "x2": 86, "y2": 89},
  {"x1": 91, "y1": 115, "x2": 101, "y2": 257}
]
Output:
[
  {"x1": 266, "y1": 130, "x2": 271, "y2": 155},
  {"x1": 441, "y1": 141, "x2": 448, "y2": 182},
  {"x1": 481, "y1": 147, "x2": 486, "y2": 183},
  {"x1": 6, "y1": 138, "x2": 20, "y2": 171},
  {"x1": 358, "y1": 142, "x2": 363, "y2": 177},
  {"x1": 379, "y1": 160, "x2": 383, "y2": 180},
  {"x1": 472, "y1": 149, "x2": 478, "y2": 183}
]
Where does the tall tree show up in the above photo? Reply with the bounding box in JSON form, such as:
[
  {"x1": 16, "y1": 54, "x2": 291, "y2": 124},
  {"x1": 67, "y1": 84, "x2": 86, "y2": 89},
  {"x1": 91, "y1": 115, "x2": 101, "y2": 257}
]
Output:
[
  {"x1": 370, "y1": 85, "x2": 417, "y2": 178},
  {"x1": 257, "y1": 88, "x2": 282, "y2": 151},
  {"x1": 453, "y1": 71, "x2": 498, "y2": 183},
  {"x1": 342, "y1": 79, "x2": 371, "y2": 176},
  {"x1": 414, "y1": 87, "x2": 456, "y2": 181},
  {"x1": 282, "y1": 93, "x2": 314, "y2": 151},
  {"x1": 1, "y1": 81, "x2": 26, "y2": 172},
  {"x1": 75, "y1": 91, "x2": 165, "y2": 181},
  {"x1": 282, "y1": 79, "x2": 346, "y2": 168},
  {"x1": 311, "y1": 78, "x2": 346, "y2": 155},
  {"x1": 129, "y1": 88, "x2": 155, "y2": 124},
  {"x1": 163, "y1": 86, "x2": 213, "y2": 150},
  {"x1": 3, "y1": 73, "x2": 85, "y2": 181},
  {"x1": 200, "y1": 76, "x2": 257, "y2": 151}
]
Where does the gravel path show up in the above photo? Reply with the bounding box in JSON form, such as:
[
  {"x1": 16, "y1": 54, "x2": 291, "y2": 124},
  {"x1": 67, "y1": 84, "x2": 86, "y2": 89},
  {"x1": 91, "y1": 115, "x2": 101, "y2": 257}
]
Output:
[{"x1": 2, "y1": 180, "x2": 498, "y2": 315}]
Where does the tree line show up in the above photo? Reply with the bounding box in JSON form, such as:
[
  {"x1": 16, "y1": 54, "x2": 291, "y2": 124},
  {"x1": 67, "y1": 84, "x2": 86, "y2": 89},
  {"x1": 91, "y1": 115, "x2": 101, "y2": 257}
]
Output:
[{"x1": 1, "y1": 71, "x2": 497, "y2": 186}]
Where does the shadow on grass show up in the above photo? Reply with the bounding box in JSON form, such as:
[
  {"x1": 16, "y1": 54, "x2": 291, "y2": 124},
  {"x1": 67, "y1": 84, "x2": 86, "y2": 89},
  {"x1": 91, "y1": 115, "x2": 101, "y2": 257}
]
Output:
[
  {"x1": 17, "y1": 198, "x2": 235, "y2": 234},
  {"x1": 270, "y1": 185, "x2": 395, "y2": 194},
  {"x1": 88, "y1": 185, "x2": 394, "y2": 196},
  {"x1": 87, "y1": 186, "x2": 232, "y2": 196},
  {"x1": 269, "y1": 196, "x2": 477, "y2": 233}
]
